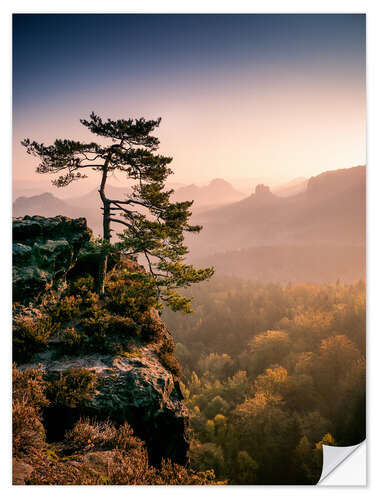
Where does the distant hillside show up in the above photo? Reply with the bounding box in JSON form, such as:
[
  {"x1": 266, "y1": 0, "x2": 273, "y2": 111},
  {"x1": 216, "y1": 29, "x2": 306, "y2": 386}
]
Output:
[
  {"x1": 272, "y1": 177, "x2": 308, "y2": 197},
  {"x1": 187, "y1": 166, "x2": 366, "y2": 274},
  {"x1": 195, "y1": 244, "x2": 365, "y2": 284},
  {"x1": 306, "y1": 166, "x2": 365, "y2": 198},
  {"x1": 172, "y1": 178, "x2": 245, "y2": 209},
  {"x1": 13, "y1": 185, "x2": 134, "y2": 236},
  {"x1": 13, "y1": 193, "x2": 75, "y2": 219},
  {"x1": 13, "y1": 192, "x2": 104, "y2": 235},
  {"x1": 67, "y1": 184, "x2": 131, "y2": 209},
  {"x1": 13, "y1": 179, "x2": 246, "y2": 236},
  {"x1": 13, "y1": 166, "x2": 365, "y2": 284}
]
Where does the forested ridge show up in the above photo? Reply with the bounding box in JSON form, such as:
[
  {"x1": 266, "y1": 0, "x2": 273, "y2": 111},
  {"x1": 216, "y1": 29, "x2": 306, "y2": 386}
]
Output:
[{"x1": 164, "y1": 277, "x2": 366, "y2": 484}]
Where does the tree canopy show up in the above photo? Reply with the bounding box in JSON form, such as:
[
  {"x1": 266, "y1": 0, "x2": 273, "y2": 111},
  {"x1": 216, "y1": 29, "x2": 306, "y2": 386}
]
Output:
[
  {"x1": 163, "y1": 278, "x2": 366, "y2": 484},
  {"x1": 22, "y1": 113, "x2": 214, "y2": 309}
]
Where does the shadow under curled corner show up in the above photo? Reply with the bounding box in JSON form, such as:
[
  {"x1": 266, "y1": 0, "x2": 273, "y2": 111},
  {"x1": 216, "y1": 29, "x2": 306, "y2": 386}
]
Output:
[{"x1": 318, "y1": 440, "x2": 366, "y2": 486}]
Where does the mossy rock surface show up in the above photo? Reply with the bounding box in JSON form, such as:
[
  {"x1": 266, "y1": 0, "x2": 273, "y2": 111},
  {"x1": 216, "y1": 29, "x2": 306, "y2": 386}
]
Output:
[
  {"x1": 13, "y1": 216, "x2": 189, "y2": 467},
  {"x1": 13, "y1": 216, "x2": 91, "y2": 302},
  {"x1": 20, "y1": 347, "x2": 189, "y2": 466}
]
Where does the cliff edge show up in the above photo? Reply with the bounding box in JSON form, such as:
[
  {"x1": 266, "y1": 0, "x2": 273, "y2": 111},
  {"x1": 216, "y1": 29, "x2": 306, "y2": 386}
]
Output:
[{"x1": 12, "y1": 216, "x2": 194, "y2": 484}]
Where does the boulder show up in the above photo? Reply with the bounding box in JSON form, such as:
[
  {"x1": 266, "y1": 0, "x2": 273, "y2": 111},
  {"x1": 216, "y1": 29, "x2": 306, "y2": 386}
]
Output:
[
  {"x1": 20, "y1": 347, "x2": 189, "y2": 465},
  {"x1": 13, "y1": 216, "x2": 91, "y2": 302}
]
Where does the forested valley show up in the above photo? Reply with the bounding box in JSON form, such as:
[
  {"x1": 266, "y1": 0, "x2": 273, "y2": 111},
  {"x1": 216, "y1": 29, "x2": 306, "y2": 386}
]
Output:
[{"x1": 164, "y1": 277, "x2": 366, "y2": 484}]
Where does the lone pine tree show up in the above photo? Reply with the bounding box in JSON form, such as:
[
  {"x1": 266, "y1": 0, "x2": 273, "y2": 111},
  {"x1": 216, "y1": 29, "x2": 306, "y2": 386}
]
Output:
[{"x1": 22, "y1": 113, "x2": 214, "y2": 310}]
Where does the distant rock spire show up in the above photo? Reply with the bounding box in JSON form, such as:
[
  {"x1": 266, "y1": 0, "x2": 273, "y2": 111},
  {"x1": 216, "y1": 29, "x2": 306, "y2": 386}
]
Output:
[{"x1": 254, "y1": 184, "x2": 271, "y2": 195}]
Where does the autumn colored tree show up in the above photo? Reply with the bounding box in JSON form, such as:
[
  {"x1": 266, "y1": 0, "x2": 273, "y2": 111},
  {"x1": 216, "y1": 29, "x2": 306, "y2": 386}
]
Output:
[
  {"x1": 22, "y1": 113, "x2": 214, "y2": 308},
  {"x1": 169, "y1": 280, "x2": 365, "y2": 484}
]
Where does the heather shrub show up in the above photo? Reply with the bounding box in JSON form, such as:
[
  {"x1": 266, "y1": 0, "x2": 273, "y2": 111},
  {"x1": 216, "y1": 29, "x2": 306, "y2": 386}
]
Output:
[
  {"x1": 80, "y1": 311, "x2": 110, "y2": 351},
  {"x1": 82, "y1": 310, "x2": 138, "y2": 339},
  {"x1": 50, "y1": 295, "x2": 82, "y2": 324},
  {"x1": 13, "y1": 364, "x2": 49, "y2": 408},
  {"x1": 78, "y1": 310, "x2": 138, "y2": 354},
  {"x1": 63, "y1": 418, "x2": 116, "y2": 453},
  {"x1": 68, "y1": 275, "x2": 95, "y2": 296},
  {"x1": 13, "y1": 317, "x2": 54, "y2": 363},
  {"x1": 111, "y1": 422, "x2": 143, "y2": 452},
  {"x1": 139, "y1": 312, "x2": 164, "y2": 342},
  {"x1": 158, "y1": 337, "x2": 182, "y2": 378},
  {"x1": 59, "y1": 327, "x2": 87, "y2": 355},
  {"x1": 13, "y1": 398, "x2": 46, "y2": 457},
  {"x1": 47, "y1": 368, "x2": 97, "y2": 408},
  {"x1": 68, "y1": 275, "x2": 99, "y2": 309},
  {"x1": 104, "y1": 270, "x2": 158, "y2": 319},
  {"x1": 27, "y1": 418, "x2": 217, "y2": 485},
  {"x1": 12, "y1": 365, "x2": 48, "y2": 457},
  {"x1": 153, "y1": 459, "x2": 217, "y2": 485},
  {"x1": 105, "y1": 314, "x2": 138, "y2": 337}
]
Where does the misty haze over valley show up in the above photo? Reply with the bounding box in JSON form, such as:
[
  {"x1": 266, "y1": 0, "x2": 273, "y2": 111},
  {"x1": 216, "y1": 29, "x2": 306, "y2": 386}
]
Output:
[{"x1": 13, "y1": 165, "x2": 365, "y2": 284}]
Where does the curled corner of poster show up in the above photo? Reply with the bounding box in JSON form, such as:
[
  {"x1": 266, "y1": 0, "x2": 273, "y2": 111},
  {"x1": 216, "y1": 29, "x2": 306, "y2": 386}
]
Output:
[{"x1": 318, "y1": 440, "x2": 366, "y2": 486}]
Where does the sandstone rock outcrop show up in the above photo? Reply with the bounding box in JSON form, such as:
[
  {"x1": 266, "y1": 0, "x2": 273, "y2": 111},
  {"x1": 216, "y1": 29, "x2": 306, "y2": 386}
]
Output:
[
  {"x1": 13, "y1": 215, "x2": 91, "y2": 302},
  {"x1": 21, "y1": 346, "x2": 189, "y2": 465},
  {"x1": 13, "y1": 216, "x2": 189, "y2": 466}
]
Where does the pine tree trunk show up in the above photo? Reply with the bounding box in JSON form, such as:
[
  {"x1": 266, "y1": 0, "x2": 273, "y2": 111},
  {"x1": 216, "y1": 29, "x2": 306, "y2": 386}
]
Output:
[
  {"x1": 98, "y1": 200, "x2": 110, "y2": 296},
  {"x1": 98, "y1": 162, "x2": 110, "y2": 296}
]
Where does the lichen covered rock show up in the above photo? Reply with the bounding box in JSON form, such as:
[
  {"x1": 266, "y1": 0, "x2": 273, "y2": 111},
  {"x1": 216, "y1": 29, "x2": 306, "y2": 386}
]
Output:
[
  {"x1": 20, "y1": 347, "x2": 189, "y2": 465},
  {"x1": 13, "y1": 215, "x2": 189, "y2": 467},
  {"x1": 13, "y1": 216, "x2": 91, "y2": 302}
]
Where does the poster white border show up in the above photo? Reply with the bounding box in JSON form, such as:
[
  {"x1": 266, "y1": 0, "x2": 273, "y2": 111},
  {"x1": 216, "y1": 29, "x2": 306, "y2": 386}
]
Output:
[{"x1": 1, "y1": 1, "x2": 373, "y2": 498}]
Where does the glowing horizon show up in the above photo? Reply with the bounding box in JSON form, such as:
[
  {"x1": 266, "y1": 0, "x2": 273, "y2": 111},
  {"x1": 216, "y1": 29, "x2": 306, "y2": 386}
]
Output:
[{"x1": 13, "y1": 14, "x2": 366, "y2": 193}]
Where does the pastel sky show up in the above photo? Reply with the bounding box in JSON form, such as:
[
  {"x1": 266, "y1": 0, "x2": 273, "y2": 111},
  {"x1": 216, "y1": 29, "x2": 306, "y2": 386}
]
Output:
[{"x1": 13, "y1": 14, "x2": 366, "y2": 194}]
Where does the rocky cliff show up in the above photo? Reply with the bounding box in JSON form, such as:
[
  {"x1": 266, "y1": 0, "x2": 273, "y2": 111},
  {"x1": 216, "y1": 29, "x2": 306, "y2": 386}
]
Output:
[
  {"x1": 20, "y1": 345, "x2": 188, "y2": 466},
  {"x1": 13, "y1": 215, "x2": 91, "y2": 302},
  {"x1": 13, "y1": 216, "x2": 190, "y2": 483}
]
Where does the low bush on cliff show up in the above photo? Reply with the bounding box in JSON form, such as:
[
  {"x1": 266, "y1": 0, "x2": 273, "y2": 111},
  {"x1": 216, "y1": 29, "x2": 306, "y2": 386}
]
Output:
[
  {"x1": 12, "y1": 368, "x2": 217, "y2": 485},
  {"x1": 47, "y1": 368, "x2": 97, "y2": 408},
  {"x1": 50, "y1": 295, "x2": 82, "y2": 324},
  {"x1": 55, "y1": 310, "x2": 139, "y2": 357},
  {"x1": 12, "y1": 365, "x2": 48, "y2": 457},
  {"x1": 80, "y1": 310, "x2": 138, "y2": 343},
  {"x1": 104, "y1": 269, "x2": 159, "y2": 320},
  {"x1": 139, "y1": 311, "x2": 164, "y2": 342},
  {"x1": 13, "y1": 261, "x2": 170, "y2": 362},
  {"x1": 158, "y1": 336, "x2": 182, "y2": 378},
  {"x1": 63, "y1": 418, "x2": 116, "y2": 453},
  {"x1": 13, "y1": 316, "x2": 55, "y2": 363},
  {"x1": 13, "y1": 399, "x2": 46, "y2": 458},
  {"x1": 59, "y1": 327, "x2": 86, "y2": 354},
  {"x1": 68, "y1": 274, "x2": 95, "y2": 297},
  {"x1": 26, "y1": 418, "x2": 217, "y2": 485}
]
